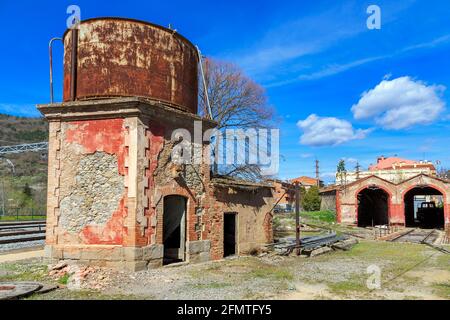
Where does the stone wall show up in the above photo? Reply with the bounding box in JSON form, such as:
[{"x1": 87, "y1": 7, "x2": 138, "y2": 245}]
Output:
[
  {"x1": 39, "y1": 98, "x2": 274, "y2": 271},
  {"x1": 320, "y1": 191, "x2": 336, "y2": 212},
  {"x1": 50, "y1": 118, "x2": 128, "y2": 246},
  {"x1": 207, "y1": 185, "x2": 274, "y2": 259}
]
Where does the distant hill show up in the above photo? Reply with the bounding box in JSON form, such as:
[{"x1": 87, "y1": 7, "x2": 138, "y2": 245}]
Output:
[
  {"x1": 0, "y1": 114, "x2": 48, "y2": 177},
  {"x1": 0, "y1": 114, "x2": 48, "y2": 183},
  {"x1": 0, "y1": 114, "x2": 48, "y2": 145},
  {"x1": 0, "y1": 114, "x2": 49, "y2": 215}
]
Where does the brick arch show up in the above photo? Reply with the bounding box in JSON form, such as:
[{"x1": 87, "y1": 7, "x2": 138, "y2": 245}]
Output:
[
  {"x1": 354, "y1": 184, "x2": 393, "y2": 225},
  {"x1": 401, "y1": 183, "x2": 447, "y2": 200},
  {"x1": 400, "y1": 181, "x2": 449, "y2": 228},
  {"x1": 155, "y1": 185, "x2": 198, "y2": 245}
]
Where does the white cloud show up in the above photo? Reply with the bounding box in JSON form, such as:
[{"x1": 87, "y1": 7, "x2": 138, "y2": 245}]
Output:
[
  {"x1": 342, "y1": 157, "x2": 358, "y2": 164},
  {"x1": 264, "y1": 34, "x2": 450, "y2": 87},
  {"x1": 300, "y1": 153, "x2": 314, "y2": 158},
  {"x1": 226, "y1": 3, "x2": 369, "y2": 79},
  {"x1": 352, "y1": 76, "x2": 446, "y2": 129},
  {"x1": 297, "y1": 114, "x2": 371, "y2": 146},
  {"x1": 297, "y1": 57, "x2": 383, "y2": 81}
]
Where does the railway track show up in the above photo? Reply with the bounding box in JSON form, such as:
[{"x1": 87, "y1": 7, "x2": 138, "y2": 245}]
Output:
[
  {"x1": 0, "y1": 221, "x2": 46, "y2": 246},
  {"x1": 0, "y1": 221, "x2": 45, "y2": 232},
  {"x1": 390, "y1": 229, "x2": 437, "y2": 244},
  {"x1": 390, "y1": 228, "x2": 450, "y2": 254},
  {"x1": 0, "y1": 235, "x2": 46, "y2": 245}
]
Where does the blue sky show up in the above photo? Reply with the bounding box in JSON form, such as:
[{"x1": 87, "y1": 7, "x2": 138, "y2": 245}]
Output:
[{"x1": 1, "y1": 0, "x2": 450, "y2": 182}]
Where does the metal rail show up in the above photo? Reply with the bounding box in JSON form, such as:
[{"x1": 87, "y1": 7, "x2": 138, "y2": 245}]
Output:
[
  {"x1": 0, "y1": 221, "x2": 45, "y2": 227},
  {"x1": 0, "y1": 221, "x2": 45, "y2": 232},
  {"x1": 0, "y1": 230, "x2": 46, "y2": 238},
  {"x1": 0, "y1": 142, "x2": 48, "y2": 155},
  {"x1": 273, "y1": 232, "x2": 345, "y2": 256},
  {"x1": 389, "y1": 228, "x2": 449, "y2": 254},
  {"x1": 0, "y1": 235, "x2": 46, "y2": 245},
  {"x1": 388, "y1": 229, "x2": 416, "y2": 242},
  {"x1": 390, "y1": 228, "x2": 434, "y2": 243},
  {"x1": 421, "y1": 230, "x2": 437, "y2": 244},
  {"x1": 302, "y1": 222, "x2": 367, "y2": 239}
]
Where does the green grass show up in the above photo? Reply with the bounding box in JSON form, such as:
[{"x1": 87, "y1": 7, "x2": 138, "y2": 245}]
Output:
[
  {"x1": 0, "y1": 263, "x2": 49, "y2": 282},
  {"x1": 26, "y1": 289, "x2": 146, "y2": 300},
  {"x1": 0, "y1": 215, "x2": 46, "y2": 221},
  {"x1": 328, "y1": 279, "x2": 368, "y2": 295},
  {"x1": 338, "y1": 241, "x2": 430, "y2": 283},
  {"x1": 433, "y1": 282, "x2": 450, "y2": 299},
  {"x1": 278, "y1": 210, "x2": 336, "y2": 224},
  {"x1": 58, "y1": 273, "x2": 70, "y2": 285},
  {"x1": 306, "y1": 240, "x2": 450, "y2": 298},
  {"x1": 0, "y1": 262, "x2": 145, "y2": 300},
  {"x1": 301, "y1": 210, "x2": 336, "y2": 223},
  {"x1": 249, "y1": 266, "x2": 294, "y2": 281}
]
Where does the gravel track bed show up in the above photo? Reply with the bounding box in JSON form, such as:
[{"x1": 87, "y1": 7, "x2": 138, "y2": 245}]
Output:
[{"x1": 0, "y1": 239, "x2": 45, "y2": 252}]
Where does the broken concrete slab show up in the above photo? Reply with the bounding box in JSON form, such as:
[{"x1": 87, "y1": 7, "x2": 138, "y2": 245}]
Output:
[
  {"x1": 34, "y1": 284, "x2": 58, "y2": 294},
  {"x1": 0, "y1": 282, "x2": 42, "y2": 300},
  {"x1": 332, "y1": 238, "x2": 359, "y2": 251},
  {"x1": 308, "y1": 246, "x2": 333, "y2": 257},
  {"x1": 50, "y1": 261, "x2": 68, "y2": 271}
]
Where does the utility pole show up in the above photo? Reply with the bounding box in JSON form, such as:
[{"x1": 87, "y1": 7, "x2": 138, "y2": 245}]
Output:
[
  {"x1": 295, "y1": 182, "x2": 301, "y2": 256},
  {"x1": 0, "y1": 180, "x2": 5, "y2": 217},
  {"x1": 315, "y1": 159, "x2": 320, "y2": 187},
  {"x1": 355, "y1": 161, "x2": 361, "y2": 180}
]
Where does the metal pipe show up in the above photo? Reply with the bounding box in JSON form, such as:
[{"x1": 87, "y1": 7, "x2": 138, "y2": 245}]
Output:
[
  {"x1": 295, "y1": 182, "x2": 301, "y2": 255},
  {"x1": 70, "y1": 29, "x2": 79, "y2": 101},
  {"x1": 196, "y1": 46, "x2": 213, "y2": 119},
  {"x1": 49, "y1": 37, "x2": 62, "y2": 103}
]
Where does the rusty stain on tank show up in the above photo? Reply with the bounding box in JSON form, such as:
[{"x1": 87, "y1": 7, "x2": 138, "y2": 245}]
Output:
[{"x1": 63, "y1": 18, "x2": 198, "y2": 113}]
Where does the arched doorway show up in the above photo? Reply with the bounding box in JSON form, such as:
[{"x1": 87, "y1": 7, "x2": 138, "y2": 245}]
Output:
[
  {"x1": 404, "y1": 186, "x2": 444, "y2": 229},
  {"x1": 357, "y1": 187, "x2": 389, "y2": 227},
  {"x1": 163, "y1": 195, "x2": 187, "y2": 265}
]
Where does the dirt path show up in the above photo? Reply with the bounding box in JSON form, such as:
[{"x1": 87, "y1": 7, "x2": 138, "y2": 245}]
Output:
[{"x1": 0, "y1": 249, "x2": 44, "y2": 263}]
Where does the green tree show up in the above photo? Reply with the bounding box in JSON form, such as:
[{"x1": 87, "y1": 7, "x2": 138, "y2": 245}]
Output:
[
  {"x1": 301, "y1": 186, "x2": 321, "y2": 211},
  {"x1": 23, "y1": 183, "x2": 32, "y2": 198},
  {"x1": 19, "y1": 183, "x2": 33, "y2": 209},
  {"x1": 337, "y1": 160, "x2": 347, "y2": 185}
]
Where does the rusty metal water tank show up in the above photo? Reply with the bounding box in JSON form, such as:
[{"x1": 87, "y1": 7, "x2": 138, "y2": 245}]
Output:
[{"x1": 63, "y1": 18, "x2": 198, "y2": 113}]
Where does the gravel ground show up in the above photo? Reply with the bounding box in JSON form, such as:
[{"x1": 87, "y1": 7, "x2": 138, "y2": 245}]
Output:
[
  {"x1": 0, "y1": 240, "x2": 45, "y2": 252},
  {"x1": 0, "y1": 229, "x2": 448, "y2": 300},
  {"x1": 70, "y1": 256, "x2": 292, "y2": 300},
  {"x1": 0, "y1": 225, "x2": 46, "y2": 252},
  {"x1": 48, "y1": 241, "x2": 446, "y2": 300}
]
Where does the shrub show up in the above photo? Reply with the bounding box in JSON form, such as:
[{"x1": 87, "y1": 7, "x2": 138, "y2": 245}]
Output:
[{"x1": 301, "y1": 186, "x2": 321, "y2": 211}]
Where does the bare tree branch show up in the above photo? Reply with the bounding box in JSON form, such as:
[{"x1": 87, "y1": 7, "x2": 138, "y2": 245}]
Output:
[{"x1": 199, "y1": 59, "x2": 275, "y2": 181}]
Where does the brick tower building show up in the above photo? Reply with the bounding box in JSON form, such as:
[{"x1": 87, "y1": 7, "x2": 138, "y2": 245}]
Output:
[{"x1": 38, "y1": 18, "x2": 274, "y2": 271}]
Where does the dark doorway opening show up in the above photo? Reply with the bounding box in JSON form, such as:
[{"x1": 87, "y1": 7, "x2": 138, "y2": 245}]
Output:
[
  {"x1": 357, "y1": 187, "x2": 389, "y2": 227},
  {"x1": 163, "y1": 195, "x2": 187, "y2": 265},
  {"x1": 223, "y1": 213, "x2": 237, "y2": 257},
  {"x1": 404, "y1": 187, "x2": 444, "y2": 229}
]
